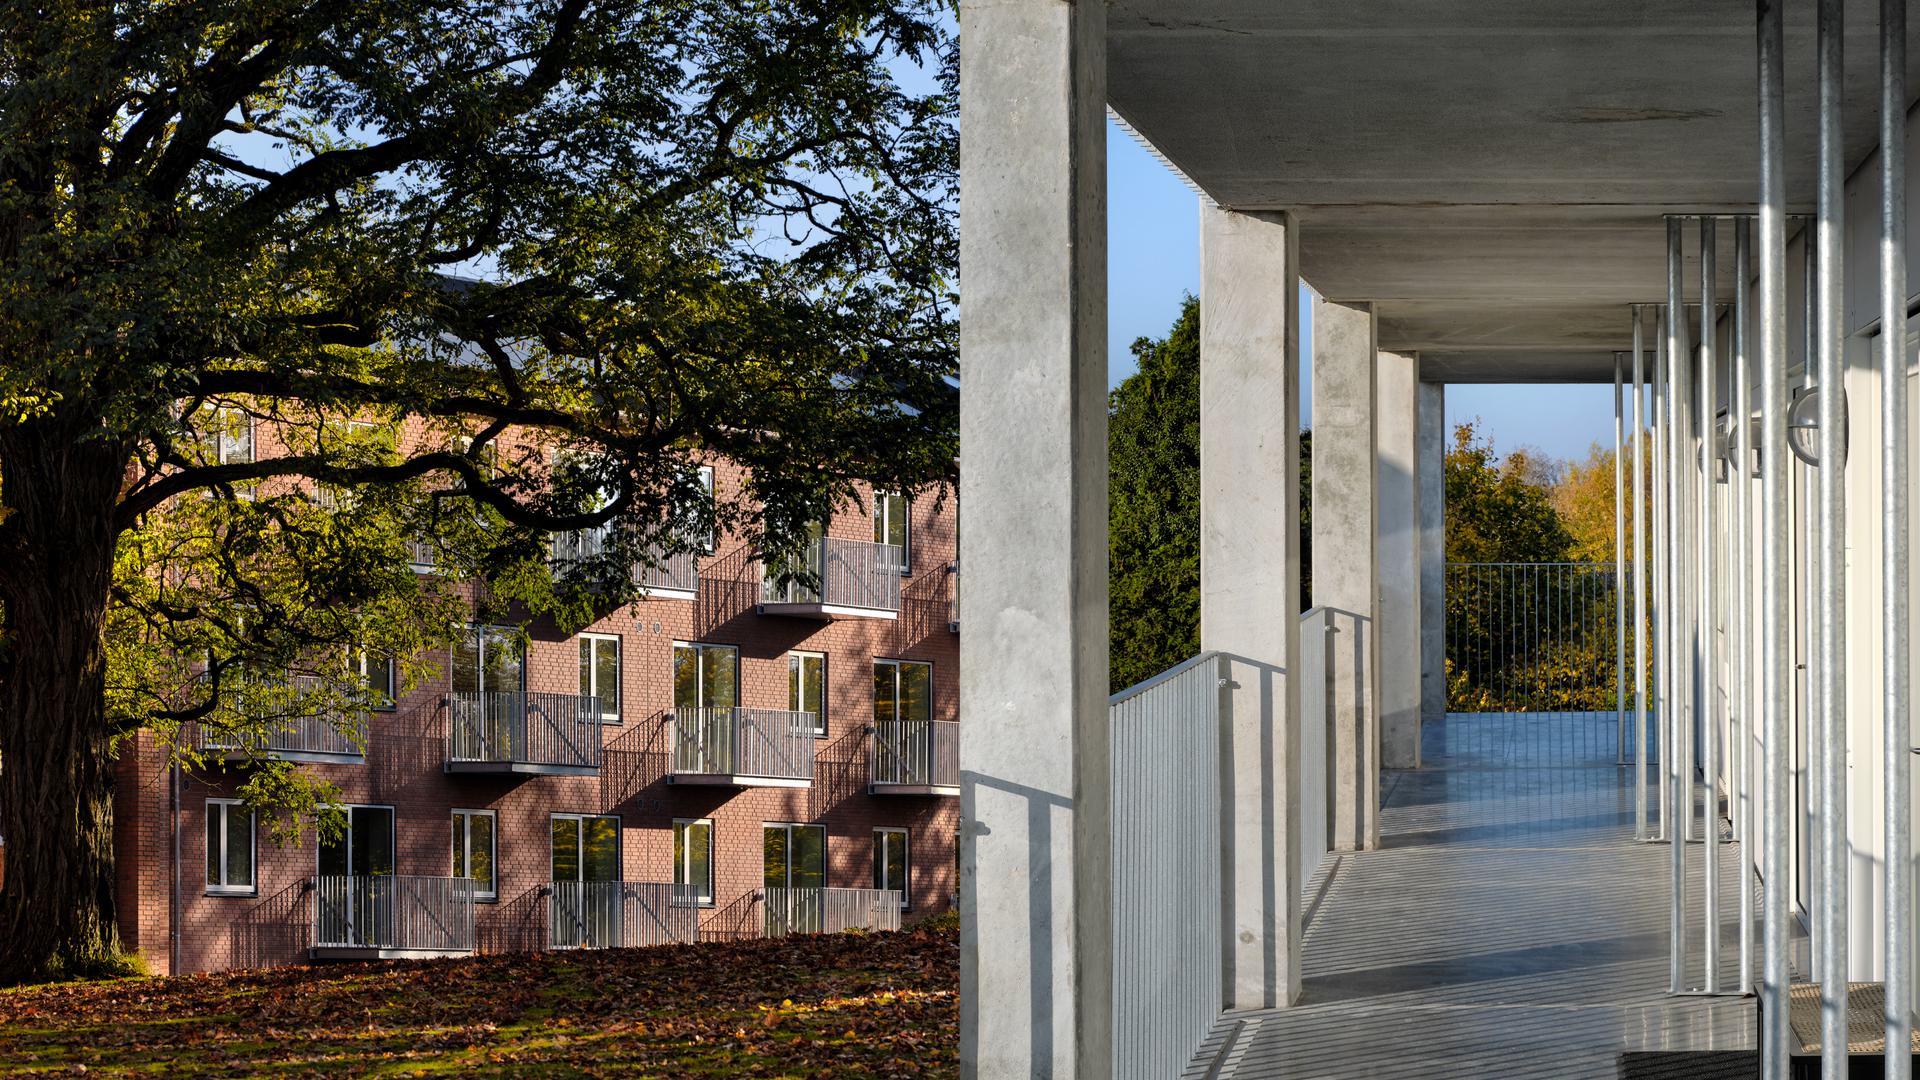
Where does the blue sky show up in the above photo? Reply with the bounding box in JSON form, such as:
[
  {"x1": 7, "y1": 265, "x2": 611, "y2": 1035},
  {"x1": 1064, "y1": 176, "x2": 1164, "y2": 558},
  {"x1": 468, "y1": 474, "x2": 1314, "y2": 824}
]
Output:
[{"x1": 1105, "y1": 119, "x2": 1615, "y2": 464}]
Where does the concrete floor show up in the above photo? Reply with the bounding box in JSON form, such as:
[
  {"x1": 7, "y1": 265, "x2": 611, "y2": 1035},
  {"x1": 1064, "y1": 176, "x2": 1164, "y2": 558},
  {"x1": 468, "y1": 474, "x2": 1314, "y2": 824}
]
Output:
[{"x1": 1186, "y1": 711, "x2": 1760, "y2": 1079}]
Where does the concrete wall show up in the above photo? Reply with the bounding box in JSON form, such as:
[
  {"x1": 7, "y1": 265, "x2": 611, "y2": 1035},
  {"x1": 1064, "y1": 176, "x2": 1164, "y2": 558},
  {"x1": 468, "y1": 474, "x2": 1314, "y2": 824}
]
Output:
[{"x1": 1376, "y1": 351, "x2": 1423, "y2": 769}]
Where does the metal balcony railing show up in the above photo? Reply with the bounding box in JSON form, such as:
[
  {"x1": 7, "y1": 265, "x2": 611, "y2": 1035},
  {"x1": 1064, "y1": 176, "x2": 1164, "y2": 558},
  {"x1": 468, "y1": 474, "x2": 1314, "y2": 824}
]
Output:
[
  {"x1": 193, "y1": 677, "x2": 371, "y2": 762},
  {"x1": 312, "y1": 875, "x2": 476, "y2": 955},
  {"x1": 550, "y1": 530, "x2": 700, "y2": 596},
  {"x1": 546, "y1": 881, "x2": 698, "y2": 950},
  {"x1": 669, "y1": 707, "x2": 815, "y2": 784},
  {"x1": 446, "y1": 691, "x2": 604, "y2": 773},
  {"x1": 762, "y1": 887, "x2": 901, "y2": 938},
  {"x1": 405, "y1": 538, "x2": 437, "y2": 570},
  {"x1": 761, "y1": 537, "x2": 903, "y2": 614},
  {"x1": 870, "y1": 719, "x2": 960, "y2": 792}
]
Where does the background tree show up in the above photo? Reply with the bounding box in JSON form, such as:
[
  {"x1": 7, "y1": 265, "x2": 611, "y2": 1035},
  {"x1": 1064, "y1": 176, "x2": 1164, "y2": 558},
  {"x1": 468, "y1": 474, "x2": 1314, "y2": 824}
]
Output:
[
  {"x1": 0, "y1": 0, "x2": 955, "y2": 982},
  {"x1": 1443, "y1": 423, "x2": 1574, "y2": 565},
  {"x1": 1108, "y1": 297, "x2": 1311, "y2": 692}
]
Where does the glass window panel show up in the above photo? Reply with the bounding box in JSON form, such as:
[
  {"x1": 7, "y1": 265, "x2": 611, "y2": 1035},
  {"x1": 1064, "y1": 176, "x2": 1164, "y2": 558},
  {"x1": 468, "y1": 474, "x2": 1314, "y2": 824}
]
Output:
[
  {"x1": 552, "y1": 817, "x2": 581, "y2": 883},
  {"x1": 763, "y1": 826, "x2": 789, "y2": 888},
  {"x1": 688, "y1": 822, "x2": 711, "y2": 901},
  {"x1": 583, "y1": 816, "x2": 619, "y2": 882},
  {"x1": 355, "y1": 807, "x2": 394, "y2": 877},
  {"x1": 318, "y1": 827, "x2": 348, "y2": 877},
  {"x1": 794, "y1": 825, "x2": 825, "y2": 889},
  {"x1": 702, "y1": 646, "x2": 737, "y2": 711},
  {"x1": 452, "y1": 630, "x2": 481, "y2": 694},
  {"x1": 469, "y1": 814, "x2": 495, "y2": 896},
  {"x1": 452, "y1": 815, "x2": 467, "y2": 879},
  {"x1": 674, "y1": 645, "x2": 699, "y2": 708},
  {"x1": 596, "y1": 639, "x2": 619, "y2": 716},
  {"x1": 902, "y1": 662, "x2": 932, "y2": 725},
  {"x1": 873, "y1": 662, "x2": 896, "y2": 726},
  {"x1": 206, "y1": 807, "x2": 222, "y2": 887},
  {"x1": 226, "y1": 809, "x2": 253, "y2": 889},
  {"x1": 579, "y1": 639, "x2": 593, "y2": 699},
  {"x1": 482, "y1": 628, "x2": 523, "y2": 693},
  {"x1": 790, "y1": 653, "x2": 825, "y2": 734}
]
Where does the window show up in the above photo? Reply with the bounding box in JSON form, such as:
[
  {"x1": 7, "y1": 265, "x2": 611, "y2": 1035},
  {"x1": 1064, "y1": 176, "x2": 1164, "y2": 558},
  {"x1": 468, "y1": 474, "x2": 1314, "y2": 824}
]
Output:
[
  {"x1": 873, "y1": 659, "x2": 933, "y2": 727},
  {"x1": 205, "y1": 800, "x2": 256, "y2": 895},
  {"x1": 874, "y1": 828, "x2": 910, "y2": 910},
  {"x1": 213, "y1": 406, "x2": 254, "y2": 465},
  {"x1": 673, "y1": 642, "x2": 738, "y2": 711},
  {"x1": 551, "y1": 814, "x2": 620, "y2": 883},
  {"x1": 789, "y1": 651, "x2": 826, "y2": 735},
  {"x1": 453, "y1": 625, "x2": 524, "y2": 695},
  {"x1": 673, "y1": 819, "x2": 714, "y2": 905},
  {"x1": 318, "y1": 806, "x2": 395, "y2": 878},
  {"x1": 763, "y1": 823, "x2": 826, "y2": 889},
  {"x1": 451, "y1": 810, "x2": 497, "y2": 900},
  {"x1": 578, "y1": 634, "x2": 621, "y2": 722},
  {"x1": 697, "y1": 466, "x2": 716, "y2": 552},
  {"x1": 355, "y1": 649, "x2": 396, "y2": 711},
  {"x1": 873, "y1": 491, "x2": 910, "y2": 574}
]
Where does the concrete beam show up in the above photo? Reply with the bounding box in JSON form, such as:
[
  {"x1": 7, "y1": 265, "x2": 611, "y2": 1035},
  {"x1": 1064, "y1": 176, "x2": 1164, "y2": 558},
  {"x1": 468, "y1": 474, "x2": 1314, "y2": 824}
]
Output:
[
  {"x1": 1200, "y1": 203, "x2": 1303, "y2": 1009},
  {"x1": 1310, "y1": 298, "x2": 1380, "y2": 852},
  {"x1": 1377, "y1": 349, "x2": 1423, "y2": 769},
  {"x1": 956, "y1": 0, "x2": 1110, "y2": 1075},
  {"x1": 1418, "y1": 380, "x2": 1447, "y2": 726}
]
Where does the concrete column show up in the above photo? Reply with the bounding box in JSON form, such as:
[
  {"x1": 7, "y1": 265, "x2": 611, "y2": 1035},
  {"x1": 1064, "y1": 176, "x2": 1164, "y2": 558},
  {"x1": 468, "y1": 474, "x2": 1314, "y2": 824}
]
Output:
[
  {"x1": 1377, "y1": 350, "x2": 1423, "y2": 769},
  {"x1": 1417, "y1": 380, "x2": 1447, "y2": 725},
  {"x1": 1199, "y1": 204, "x2": 1302, "y2": 1009},
  {"x1": 1310, "y1": 298, "x2": 1380, "y2": 852},
  {"x1": 956, "y1": 1, "x2": 1109, "y2": 1076}
]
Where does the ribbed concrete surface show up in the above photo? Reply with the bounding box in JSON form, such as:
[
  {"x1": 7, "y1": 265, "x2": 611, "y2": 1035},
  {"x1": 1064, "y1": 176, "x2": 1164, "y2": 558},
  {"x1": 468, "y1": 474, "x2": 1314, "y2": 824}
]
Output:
[{"x1": 1186, "y1": 711, "x2": 1759, "y2": 1079}]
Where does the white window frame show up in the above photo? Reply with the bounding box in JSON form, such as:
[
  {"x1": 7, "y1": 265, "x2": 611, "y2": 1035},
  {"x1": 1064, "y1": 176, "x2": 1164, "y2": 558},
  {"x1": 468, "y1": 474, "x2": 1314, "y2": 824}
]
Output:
[
  {"x1": 549, "y1": 812, "x2": 622, "y2": 884},
  {"x1": 451, "y1": 808, "x2": 498, "y2": 901},
  {"x1": 789, "y1": 650, "x2": 828, "y2": 736},
  {"x1": 215, "y1": 406, "x2": 255, "y2": 465},
  {"x1": 873, "y1": 490, "x2": 911, "y2": 575},
  {"x1": 355, "y1": 648, "x2": 397, "y2": 711},
  {"x1": 578, "y1": 633, "x2": 621, "y2": 723},
  {"x1": 672, "y1": 641, "x2": 739, "y2": 710},
  {"x1": 672, "y1": 818, "x2": 715, "y2": 907},
  {"x1": 697, "y1": 465, "x2": 716, "y2": 552},
  {"x1": 873, "y1": 657, "x2": 935, "y2": 726},
  {"x1": 874, "y1": 827, "x2": 910, "y2": 910},
  {"x1": 205, "y1": 799, "x2": 256, "y2": 896}
]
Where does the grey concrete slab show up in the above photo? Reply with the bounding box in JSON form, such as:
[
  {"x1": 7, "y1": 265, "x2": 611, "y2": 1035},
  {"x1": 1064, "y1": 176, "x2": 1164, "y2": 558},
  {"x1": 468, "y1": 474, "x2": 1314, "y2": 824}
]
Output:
[
  {"x1": 1105, "y1": 1, "x2": 1920, "y2": 369},
  {"x1": 1185, "y1": 711, "x2": 1767, "y2": 1079}
]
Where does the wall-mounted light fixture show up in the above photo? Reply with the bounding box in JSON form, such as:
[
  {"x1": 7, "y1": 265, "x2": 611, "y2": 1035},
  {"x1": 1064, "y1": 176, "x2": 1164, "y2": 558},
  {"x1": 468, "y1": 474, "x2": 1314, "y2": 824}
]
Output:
[{"x1": 1786, "y1": 386, "x2": 1847, "y2": 468}]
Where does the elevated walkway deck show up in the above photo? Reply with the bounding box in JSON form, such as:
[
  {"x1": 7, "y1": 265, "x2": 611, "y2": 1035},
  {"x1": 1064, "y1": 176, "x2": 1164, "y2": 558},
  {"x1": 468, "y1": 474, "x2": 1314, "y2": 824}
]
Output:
[{"x1": 1189, "y1": 711, "x2": 1757, "y2": 1079}]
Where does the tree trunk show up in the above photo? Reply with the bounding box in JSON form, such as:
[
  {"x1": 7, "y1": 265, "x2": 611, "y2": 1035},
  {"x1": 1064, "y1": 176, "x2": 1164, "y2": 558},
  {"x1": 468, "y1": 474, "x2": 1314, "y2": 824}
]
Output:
[{"x1": 0, "y1": 420, "x2": 131, "y2": 984}]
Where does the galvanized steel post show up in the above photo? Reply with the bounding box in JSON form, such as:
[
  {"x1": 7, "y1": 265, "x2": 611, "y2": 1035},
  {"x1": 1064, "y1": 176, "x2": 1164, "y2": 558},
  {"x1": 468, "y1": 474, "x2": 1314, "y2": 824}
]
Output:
[
  {"x1": 1634, "y1": 305, "x2": 1651, "y2": 842},
  {"x1": 1882, "y1": 0, "x2": 1911, "y2": 1069},
  {"x1": 1668, "y1": 217, "x2": 1689, "y2": 994},
  {"x1": 1699, "y1": 217, "x2": 1721, "y2": 993},
  {"x1": 1734, "y1": 216, "x2": 1756, "y2": 996},
  {"x1": 1616, "y1": 352, "x2": 1629, "y2": 767}
]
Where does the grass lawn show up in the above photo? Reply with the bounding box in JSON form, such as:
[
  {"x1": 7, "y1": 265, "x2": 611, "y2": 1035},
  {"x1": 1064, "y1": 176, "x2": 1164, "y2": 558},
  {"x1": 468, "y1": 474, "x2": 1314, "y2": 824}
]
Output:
[{"x1": 0, "y1": 921, "x2": 957, "y2": 1078}]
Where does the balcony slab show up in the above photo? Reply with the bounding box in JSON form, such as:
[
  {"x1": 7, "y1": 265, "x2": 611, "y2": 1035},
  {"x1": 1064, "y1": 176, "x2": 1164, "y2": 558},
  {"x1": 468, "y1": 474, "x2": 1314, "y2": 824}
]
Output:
[
  {"x1": 869, "y1": 783, "x2": 959, "y2": 798},
  {"x1": 444, "y1": 761, "x2": 598, "y2": 778},
  {"x1": 667, "y1": 772, "x2": 810, "y2": 789}
]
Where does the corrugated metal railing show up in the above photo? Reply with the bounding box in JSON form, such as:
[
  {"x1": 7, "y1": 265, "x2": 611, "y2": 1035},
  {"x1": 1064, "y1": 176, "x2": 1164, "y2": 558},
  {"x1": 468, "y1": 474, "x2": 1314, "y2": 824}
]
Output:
[
  {"x1": 761, "y1": 886, "x2": 901, "y2": 937},
  {"x1": 547, "y1": 881, "x2": 697, "y2": 950},
  {"x1": 195, "y1": 678, "x2": 370, "y2": 760},
  {"x1": 312, "y1": 875, "x2": 476, "y2": 952},
  {"x1": 762, "y1": 537, "x2": 904, "y2": 612},
  {"x1": 446, "y1": 691, "x2": 604, "y2": 770},
  {"x1": 551, "y1": 530, "x2": 700, "y2": 595},
  {"x1": 871, "y1": 718, "x2": 959, "y2": 789},
  {"x1": 1111, "y1": 652, "x2": 1225, "y2": 1080},
  {"x1": 1297, "y1": 609, "x2": 1332, "y2": 889},
  {"x1": 670, "y1": 707, "x2": 816, "y2": 781}
]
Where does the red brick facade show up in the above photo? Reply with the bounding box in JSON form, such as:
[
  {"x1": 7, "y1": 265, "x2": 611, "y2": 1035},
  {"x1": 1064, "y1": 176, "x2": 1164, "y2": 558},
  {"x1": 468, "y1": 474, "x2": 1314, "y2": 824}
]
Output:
[{"x1": 113, "y1": 455, "x2": 959, "y2": 975}]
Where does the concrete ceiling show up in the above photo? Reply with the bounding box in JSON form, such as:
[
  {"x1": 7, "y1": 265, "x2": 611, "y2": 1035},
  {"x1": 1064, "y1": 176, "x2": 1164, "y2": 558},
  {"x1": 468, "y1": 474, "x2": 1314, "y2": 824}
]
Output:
[{"x1": 1106, "y1": 0, "x2": 1920, "y2": 382}]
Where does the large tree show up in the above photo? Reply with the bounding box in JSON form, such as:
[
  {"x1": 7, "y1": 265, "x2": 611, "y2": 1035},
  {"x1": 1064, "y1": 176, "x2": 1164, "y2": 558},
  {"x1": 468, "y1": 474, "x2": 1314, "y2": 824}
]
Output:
[
  {"x1": 1108, "y1": 297, "x2": 1311, "y2": 693},
  {"x1": 0, "y1": 0, "x2": 955, "y2": 982}
]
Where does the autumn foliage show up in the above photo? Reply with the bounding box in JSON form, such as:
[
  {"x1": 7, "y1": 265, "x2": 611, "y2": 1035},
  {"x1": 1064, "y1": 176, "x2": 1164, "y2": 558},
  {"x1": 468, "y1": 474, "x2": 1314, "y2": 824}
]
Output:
[{"x1": 0, "y1": 923, "x2": 959, "y2": 1078}]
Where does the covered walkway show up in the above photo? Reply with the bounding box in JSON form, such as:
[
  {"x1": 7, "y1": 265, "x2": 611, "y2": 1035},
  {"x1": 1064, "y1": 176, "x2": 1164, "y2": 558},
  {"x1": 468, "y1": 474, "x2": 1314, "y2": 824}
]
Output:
[{"x1": 1189, "y1": 712, "x2": 1759, "y2": 1079}]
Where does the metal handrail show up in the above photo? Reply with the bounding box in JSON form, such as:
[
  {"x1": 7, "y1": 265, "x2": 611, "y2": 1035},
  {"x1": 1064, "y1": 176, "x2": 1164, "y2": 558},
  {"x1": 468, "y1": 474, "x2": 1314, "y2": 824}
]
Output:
[
  {"x1": 312, "y1": 875, "x2": 476, "y2": 951},
  {"x1": 871, "y1": 718, "x2": 959, "y2": 788},
  {"x1": 762, "y1": 536, "x2": 904, "y2": 611},
  {"x1": 193, "y1": 676, "x2": 371, "y2": 759},
  {"x1": 446, "y1": 691, "x2": 604, "y2": 769},
  {"x1": 761, "y1": 886, "x2": 901, "y2": 937},
  {"x1": 669, "y1": 707, "x2": 816, "y2": 781},
  {"x1": 546, "y1": 880, "x2": 697, "y2": 950}
]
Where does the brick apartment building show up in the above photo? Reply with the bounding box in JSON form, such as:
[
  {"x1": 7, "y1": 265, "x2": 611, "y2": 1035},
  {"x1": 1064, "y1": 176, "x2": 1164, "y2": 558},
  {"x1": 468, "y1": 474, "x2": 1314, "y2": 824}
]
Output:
[{"x1": 110, "y1": 422, "x2": 960, "y2": 975}]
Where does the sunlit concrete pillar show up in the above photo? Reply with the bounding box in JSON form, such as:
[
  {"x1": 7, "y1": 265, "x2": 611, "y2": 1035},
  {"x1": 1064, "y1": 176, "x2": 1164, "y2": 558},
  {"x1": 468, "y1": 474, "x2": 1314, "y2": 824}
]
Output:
[
  {"x1": 1377, "y1": 350, "x2": 1423, "y2": 769},
  {"x1": 1200, "y1": 203, "x2": 1303, "y2": 1009},
  {"x1": 956, "y1": 1, "x2": 1110, "y2": 1076},
  {"x1": 1417, "y1": 380, "x2": 1447, "y2": 727},
  {"x1": 1310, "y1": 298, "x2": 1380, "y2": 852}
]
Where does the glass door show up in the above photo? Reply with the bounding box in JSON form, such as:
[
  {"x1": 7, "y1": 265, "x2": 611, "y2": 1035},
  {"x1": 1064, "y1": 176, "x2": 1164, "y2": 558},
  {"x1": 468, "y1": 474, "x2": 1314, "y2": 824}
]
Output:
[
  {"x1": 453, "y1": 626, "x2": 525, "y2": 758},
  {"x1": 551, "y1": 814, "x2": 620, "y2": 947},
  {"x1": 317, "y1": 806, "x2": 395, "y2": 946},
  {"x1": 763, "y1": 823, "x2": 826, "y2": 934}
]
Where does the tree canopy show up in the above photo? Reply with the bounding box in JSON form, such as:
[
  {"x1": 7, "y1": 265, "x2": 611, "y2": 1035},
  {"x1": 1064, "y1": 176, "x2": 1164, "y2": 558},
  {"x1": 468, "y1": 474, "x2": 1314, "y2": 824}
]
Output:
[
  {"x1": 0, "y1": 0, "x2": 956, "y2": 982},
  {"x1": 1443, "y1": 423, "x2": 1575, "y2": 565}
]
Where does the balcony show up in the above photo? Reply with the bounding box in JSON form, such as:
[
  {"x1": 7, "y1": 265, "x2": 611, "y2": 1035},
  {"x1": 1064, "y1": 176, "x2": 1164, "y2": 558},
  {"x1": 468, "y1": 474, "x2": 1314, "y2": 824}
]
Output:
[
  {"x1": 405, "y1": 538, "x2": 437, "y2": 572},
  {"x1": 668, "y1": 707, "x2": 815, "y2": 787},
  {"x1": 762, "y1": 887, "x2": 901, "y2": 938},
  {"x1": 759, "y1": 537, "x2": 903, "y2": 619},
  {"x1": 551, "y1": 530, "x2": 700, "y2": 600},
  {"x1": 310, "y1": 875, "x2": 476, "y2": 960},
  {"x1": 545, "y1": 880, "x2": 699, "y2": 950},
  {"x1": 869, "y1": 719, "x2": 959, "y2": 797},
  {"x1": 193, "y1": 680, "x2": 370, "y2": 765},
  {"x1": 445, "y1": 691, "x2": 603, "y2": 776}
]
